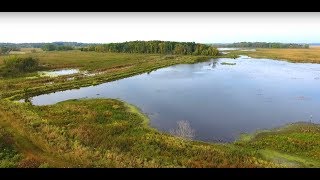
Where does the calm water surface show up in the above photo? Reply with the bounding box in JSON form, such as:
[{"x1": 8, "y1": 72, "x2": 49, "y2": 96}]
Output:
[
  {"x1": 217, "y1": 48, "x2": 240, "y2": 51},
  {"x1": 40, "y1": 69, "x2": 79, "y2": 76},
  {"x1": 30, "y1": 56, "x2": 320, "y2": 142}
]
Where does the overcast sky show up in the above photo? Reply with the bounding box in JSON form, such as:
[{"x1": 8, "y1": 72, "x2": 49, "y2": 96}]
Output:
[{"x1": 0, "y1": 12, "x2": 319, "y2": 44}]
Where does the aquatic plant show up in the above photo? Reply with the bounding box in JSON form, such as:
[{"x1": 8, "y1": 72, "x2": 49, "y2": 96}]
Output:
[{"x1": 221, "y1": 62, "x2": 236, "y2": 65}]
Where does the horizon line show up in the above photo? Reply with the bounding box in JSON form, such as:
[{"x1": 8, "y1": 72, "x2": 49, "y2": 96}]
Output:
[{"x1": 0, "y1": 41, "x2": 315, "y2": 44}]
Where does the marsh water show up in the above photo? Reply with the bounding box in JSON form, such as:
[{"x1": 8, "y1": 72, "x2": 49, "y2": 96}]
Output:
[
  {"x1": 30, "y1": 56, "x2": 320, "y2": 142},
  {"x1": 39, "y1": 69, "x2": 79, "y2": 76}
]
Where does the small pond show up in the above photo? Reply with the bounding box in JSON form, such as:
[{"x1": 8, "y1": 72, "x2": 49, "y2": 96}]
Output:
[{"x1": 39, "y1": 69, "x2": 79, "y2": 77}]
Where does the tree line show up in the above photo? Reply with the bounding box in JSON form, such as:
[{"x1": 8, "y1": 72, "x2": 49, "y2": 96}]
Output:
[
  {"x1": 79, "y1": 41, "x2": 219, "y2": 56},
  {"x1": 213, "y1": 42, "x2": 309, "y2": 49},
  {"x1": 0, "y1": 47, "x2": 20, "y2": 55},
  {"x1": 0, "y1": 42, "x2": 98, "y2": 52},
  {"x1": 41, "y1": 44, "x2": 74, "y2": 51},
  {"x1": 0, "y1": 42, "x2": 95, "y2": 49},
  {"x1": 1, "y1": 41, "x2": 220, "y2": 55}
]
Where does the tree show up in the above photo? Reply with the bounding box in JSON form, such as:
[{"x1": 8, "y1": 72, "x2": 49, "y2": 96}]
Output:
[
  {"x1": 84, "y1": 41, "x2": 219, "y2": 56},
  {"x1": 174, "y1": 44, "x2": 185, "y2": 54},
  {"x1": 57, "y1": 46, "x2": 74, "y2": 51},
  {"x1": 158, "y1": 42, "x2": 165, "y2": 54},
  {"x1": 41, "y1": 44, "x2": 57, "y2": 51},
  {"x1": 170, "y1": 120, "x2": 195, "y2": 140},
  {"x1": 42, "y1": 44, "x2": 74, "y2": 51}
]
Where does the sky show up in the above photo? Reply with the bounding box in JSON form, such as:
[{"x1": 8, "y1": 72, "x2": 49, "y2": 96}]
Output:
[{"x1": 0, "y1": 12, "x2": 320, "y2": 44}]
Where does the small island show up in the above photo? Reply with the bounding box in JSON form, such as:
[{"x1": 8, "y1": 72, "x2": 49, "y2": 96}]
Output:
[{"x1": 221, "y1": 62, "x2": 236, "y2": 65}]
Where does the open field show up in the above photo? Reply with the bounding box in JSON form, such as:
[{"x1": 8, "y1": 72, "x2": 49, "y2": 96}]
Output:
[
  {"x1": 1, "y1": 50, "x2": 320, "y2": 167},
  {"x1": 231, "y1": 47, "x2": 320, "y2": 63},
  {"x1": 5, "y1": 48, "x2": 43, "y2": 56}
]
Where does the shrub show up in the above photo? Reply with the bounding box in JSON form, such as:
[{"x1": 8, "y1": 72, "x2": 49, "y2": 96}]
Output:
[
  {"x1": 0, "y1": 47, "x2": 11, "y2": 54},
  {"x1": 1, "y1": 56, "x2": 40, "y2": 76}
]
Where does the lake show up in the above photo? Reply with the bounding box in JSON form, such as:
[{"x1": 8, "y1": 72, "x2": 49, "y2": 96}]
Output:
[{"x1": 29, "y1": 56, "x2": 320, "y2": 142}]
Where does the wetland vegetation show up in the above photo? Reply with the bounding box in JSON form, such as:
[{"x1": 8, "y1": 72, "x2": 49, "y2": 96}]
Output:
[
  {"x1": 229, "y1": 47, "x2": 320, "y2": 63},
  {"x1": 220, "y1": 62, "x2": 236, "y2": 65},
  {"x1": 1, "y1": 41, "x2": 320, "y2": 168}
]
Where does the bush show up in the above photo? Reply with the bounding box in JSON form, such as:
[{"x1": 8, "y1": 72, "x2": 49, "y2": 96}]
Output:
[
  {"x1": 1, "y1": 56, "x2": 40, "y2": 76},
  {"x1": 0, "y1": 47, "x2": 11, "y2": 55}
]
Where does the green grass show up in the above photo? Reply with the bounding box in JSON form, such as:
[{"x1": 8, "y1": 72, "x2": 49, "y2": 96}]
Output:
[
  {"x1": 0, "y1": 128, "x2": 22, "y2": 167},
  {"x1": 235, "y1": 122, "x2": 320, "y2": 167},
  {"x1": 259, "y1": 150, "x2": 320, "y2": 168}
]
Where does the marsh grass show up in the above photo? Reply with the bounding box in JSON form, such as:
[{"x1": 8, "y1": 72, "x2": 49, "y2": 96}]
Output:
[
  {"x1": 0, "y1": 128, "x2": 22, "y2": 167},
  {"x1": 232, "y1": 47, "x2": 320, "y2": 64},
  {"x1": 235, "y1": 122, "x2": 320, "y2": 167},
  {"x1": 0, "y1": 99, "x2": 279, "y2": 167},
  {"x1": 1, "y1": 98, "x2": 319, "y2": 167}
]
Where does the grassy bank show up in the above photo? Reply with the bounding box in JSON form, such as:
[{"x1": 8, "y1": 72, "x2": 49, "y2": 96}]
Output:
[
  {"x1": 1, "y1": 99, "x2": 319, "y2": 167},
  {"x1": 230, "y1": 47, "x2": 320, "y2": 63},
  {"x1": 236, "y1": 122, "x2": 320, "y2": 167},
  {"x1": 0, "y1": 99, "x2": 271, "y2": 167}
]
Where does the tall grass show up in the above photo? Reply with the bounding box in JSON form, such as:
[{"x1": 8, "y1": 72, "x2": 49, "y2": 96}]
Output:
[{"x1": 232, "y1": 47, "x2": 320, "y2": 63}]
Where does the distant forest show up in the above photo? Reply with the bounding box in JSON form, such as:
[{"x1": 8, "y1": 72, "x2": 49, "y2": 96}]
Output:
[
  {"x1": 0, "y1": 41, "x2": 311, "y2": 55},
  {"x1": 0, "y1": 41, "x2": 219, "y2": 56},
  {"x1": 80, "y1": 41, "x2": 219, "y2": 56},
  {"x1": 0, "y1": 42, "x2": 97, "y2": 54},
  {"x1": 0, "y1": 42, "x2": 94, "y2": 49},
  {"x1": 212, "y1": 42, "x2": 309, "y2": 48}
]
